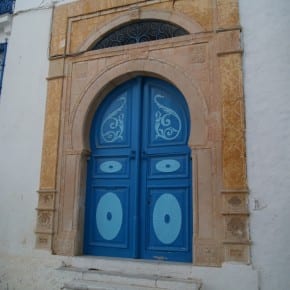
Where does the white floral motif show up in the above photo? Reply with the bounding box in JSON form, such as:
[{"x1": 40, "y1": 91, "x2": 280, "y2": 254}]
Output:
[
  {"x1": 154, "y1": 94, "x2": 182, "y2": 141},
  {"x1": 101, "y1": 97, "x2": 126, "y2": 143}
]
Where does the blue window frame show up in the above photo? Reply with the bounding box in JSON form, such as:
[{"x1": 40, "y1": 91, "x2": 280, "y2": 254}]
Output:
[
  {"x1": 0, "y1": 0, "x2": 15, "y2": 15},
  {"x1": 0, "y1": 42, "x2": 7, "y2": 95}
]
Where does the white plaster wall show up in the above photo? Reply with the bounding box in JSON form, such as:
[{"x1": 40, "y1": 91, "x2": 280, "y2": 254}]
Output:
[
  {"x1": 15, "y1": 0, "x2": 76, "y2": 12},
  {"x1": 239, "y1": 1, "x2": 290, "y2": 290},
  {"x1": 0, "y1": 8, "x2": 51, "y2": 254}
]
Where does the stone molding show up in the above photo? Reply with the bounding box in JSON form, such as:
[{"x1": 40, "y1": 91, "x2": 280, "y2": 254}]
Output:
[{"x1": 76, "y1": 8, "x2": 204, "y2": 53}]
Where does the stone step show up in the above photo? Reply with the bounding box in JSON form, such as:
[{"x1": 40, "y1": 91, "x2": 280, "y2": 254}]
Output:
[
  {"x1": 63, "y1": 279, "x2": 161, "y2": 290},
  {"x1": 61, "y1": 268, "x2": 202, "y2": 290},
  {"x1": 68, "y1": 256, "x2": 197, "y2": 280}
]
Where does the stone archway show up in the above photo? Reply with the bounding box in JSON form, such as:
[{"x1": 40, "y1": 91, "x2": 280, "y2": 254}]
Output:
[
  {"x1": 57, "y1": 58, "x2": 208, "y2": 259},
  {"x1": 70, "y1": 59, "x2": 207, "y2": 152}
]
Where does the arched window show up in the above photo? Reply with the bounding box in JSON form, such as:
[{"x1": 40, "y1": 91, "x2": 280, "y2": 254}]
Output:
[{"x1": 92, "y1": 20, "x2": 189, "y2": 50}]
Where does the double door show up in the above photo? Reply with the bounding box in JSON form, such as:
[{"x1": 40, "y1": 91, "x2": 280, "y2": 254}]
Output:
[{"x1": 84, "y1": 77, "x2": 192, "y2": 262}]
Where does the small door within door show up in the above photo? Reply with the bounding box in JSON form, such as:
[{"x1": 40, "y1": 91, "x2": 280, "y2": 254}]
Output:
[{"x1": 84, "y1": 77, "x2": 192, "y2": 262}]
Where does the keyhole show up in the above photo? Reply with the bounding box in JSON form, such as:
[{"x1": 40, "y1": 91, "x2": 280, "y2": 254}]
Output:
[
  {"x1": 164, "y1": 214, "x2": 170, "y2": 224},
  {"x1": 106, "y1": 212, "x2": 112, "y2": 221}
]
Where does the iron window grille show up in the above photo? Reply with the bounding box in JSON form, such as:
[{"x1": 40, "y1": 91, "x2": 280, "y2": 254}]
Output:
[
  {"x1": 0, "y1": 42, "x2": 7, "y2": 94},
  {"x1": 0, "y1": 0, "x2": 15, "y2": 15},
  {"x1": 92, "y1": 20, "x2": 189, "y2": 50}
]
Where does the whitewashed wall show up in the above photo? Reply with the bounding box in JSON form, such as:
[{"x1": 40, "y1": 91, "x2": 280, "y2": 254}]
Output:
[
  {"x1": 0, "y1": 0, "x2": 289, "y2": 289},
  {"x1": 14, "y1": 0, "x2": 76, "y2": 12},
  {"x1": 0, "y1": 5, "x2": 51, "y2": 255},
  {"x1": 239, "y1": 0, "x2": 290, "y2": 290},
  {"x1": 0, "y1": 2, "x2": 77, "y2": 289}
]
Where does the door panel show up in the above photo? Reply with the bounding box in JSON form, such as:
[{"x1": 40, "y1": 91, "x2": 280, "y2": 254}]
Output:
[
  {"x1": 90, "y1": 187, "x2": 129, "y2": 247},
  {"x1": 146, "y1": 187, "x2": 190, "y2": 250},
  {"x1": 143, "y1": 81, "x2": 189, "y2": 146},
  {"x1": 84, "y1": 77, "x2": 192, "y2": 262},
  {"x1": 84, "y1": 79, "x2": 139, "y2": 258},
  {"x1": 140, "y1": 78, "x2": 192, "y2": 262}
]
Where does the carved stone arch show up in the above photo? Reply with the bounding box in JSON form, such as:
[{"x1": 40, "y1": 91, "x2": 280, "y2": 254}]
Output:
[
  {"x1": 64, "y1": 59, "x2": 208, "y2": 259},
  {"x1": 70, "y1": 59, "x2": 208, "y2": 152},
  {"x1": 79, "y1": 8, "x2": 204, "y2": 52}
]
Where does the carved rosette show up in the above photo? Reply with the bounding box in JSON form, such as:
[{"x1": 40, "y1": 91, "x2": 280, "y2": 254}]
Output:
[
  {"x1": 36, "y1": 59, "x2": 65, "y2": 250},
  {"x1": 35, "y1": 189, "x2": 56, "y2": 249},
  {"x1": 221, "y1": 189, "x2": 250, "y2": 263}
]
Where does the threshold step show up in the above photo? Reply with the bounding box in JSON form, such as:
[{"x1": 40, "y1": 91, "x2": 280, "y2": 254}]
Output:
[
  {"x1": 63, "y1": 279, "x2": 162, "y2": 290},
  {"x1": 61, "y1": 268, "x2": 202, "y2": 290}
]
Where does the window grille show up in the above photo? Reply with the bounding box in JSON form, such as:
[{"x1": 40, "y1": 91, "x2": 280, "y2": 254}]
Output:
[
  {"x1": 92, "y1": 20, "x2": 189, "y2": 50},
  {"x1": 0, "y1": 0, "x2": 15, "y2": 14},
  {"x1": 0, "y1": 42, "x2": 7, "y2": 94}
]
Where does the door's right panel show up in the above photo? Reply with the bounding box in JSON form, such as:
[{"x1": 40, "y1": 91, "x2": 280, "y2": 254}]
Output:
[{"x1": 140, "y1": 78, "x2": 193, "y2": 262}]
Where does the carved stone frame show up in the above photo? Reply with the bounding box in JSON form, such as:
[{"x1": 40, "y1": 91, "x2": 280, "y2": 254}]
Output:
[{"x1": 36, "y1": 0, "x2": 250, "y2": 266}]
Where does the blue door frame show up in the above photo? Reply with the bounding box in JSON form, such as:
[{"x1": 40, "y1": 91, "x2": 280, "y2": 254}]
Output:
[{"x1": 84, "y1": 77, "x2": 193, "y2": 262}]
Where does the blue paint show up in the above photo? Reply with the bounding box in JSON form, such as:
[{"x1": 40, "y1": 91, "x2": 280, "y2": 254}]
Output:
[
  {"x1": 153, "y1": 193, "x2": 182, "y2": 244},
  {"x1": 0, "y1": 1, "x2": 15, "y2": 15},
  {"x1": 107, "y1": 212, "x2": 112, "y2": 221},
  {"x1": 100, "y1": 96, "x2": 127, "y2": 143},
  {"x1": 0, "y1": 42, "x2": 7, "y2": 95},
  {"x1": 155, "y1": 159, "x2": 181, "y2": 173},
  {"x1": 154, "y1": 94, "x2": 182, "y2": 141},
  {"x1": 84, "y1": 77, "x2": 192, "y2": 262},
  {"x1": 96, "y1": 192, "x2": 123, "y2": 240},
  {"x1": 164, "y1": 214, "x2": 170, "y2": 224},
  {"x1": 100, "y1": 160, "x2": 123, "y2": 173}
]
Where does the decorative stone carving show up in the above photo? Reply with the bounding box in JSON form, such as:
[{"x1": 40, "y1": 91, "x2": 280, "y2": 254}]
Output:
[
  {"x1": 228, "y1": 196, "x2": 241, "y2": 206},
  {"x1": 221, "y1": 190, "x2": 250, "y2": 263},
  {"x1": 219, "y1": 54, "x2": 247, "y2": 189},
  {"x1": 224, "y1": 244, "x2": 250, "y2": 263},
  {"x1": 225, "y1": 216, "x2": 248, "y2": 241},
  {"x1": 35, "y1": 234, "x2": 52, "y2": 249},
  {"x1": 222, "y1": 192, "x2": 248, "y2": 213},
  {"x1": 195, "y1": 242, "x2": 220, "y2": 266},
  {"x1": 37, "y1": 210, "x2": 53, "y2": 231},
  {"x1": 39, "y1": 79, "x2": 63, "y2": 189},
  {"x1": 38, "y1": 192, "x2": 54, "y2": 209}
]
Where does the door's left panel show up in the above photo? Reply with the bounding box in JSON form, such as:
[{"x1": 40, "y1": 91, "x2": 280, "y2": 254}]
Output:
[{"x1": 84, "y1": 79, "x2": 140, "y2": 258}]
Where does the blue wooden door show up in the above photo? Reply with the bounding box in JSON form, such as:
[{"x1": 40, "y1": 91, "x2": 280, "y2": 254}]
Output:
[{"x1": 84, "y1": 77, "x2": 192, "y2": 262}]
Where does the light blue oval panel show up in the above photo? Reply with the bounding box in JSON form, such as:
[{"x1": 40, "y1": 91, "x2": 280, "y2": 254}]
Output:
[
  {"x1": 96, "y1": 192, "x2": 123, "y2": 240},
  {"x1": 153, "y1": 193, "x2": 182, "y2": 244},
  {"x1": 100, "y1": 161, "x2": 123, "y2": 173},
  {"x1": 155, "y1": 159, "x2": 180, "y2": 173}
]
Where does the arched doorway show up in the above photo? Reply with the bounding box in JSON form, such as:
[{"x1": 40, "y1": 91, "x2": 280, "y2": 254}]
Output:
[{"x1": 84, "y1": 77, "x2": 192, "y2": 262}]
